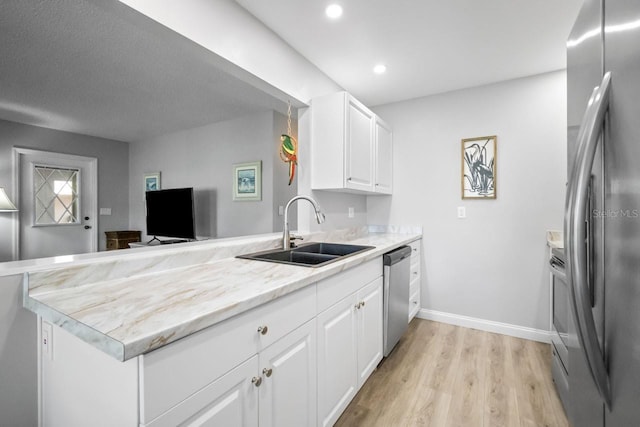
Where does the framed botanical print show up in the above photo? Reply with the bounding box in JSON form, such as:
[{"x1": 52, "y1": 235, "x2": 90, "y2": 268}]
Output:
[{"x1": 462, "y1": 136, "x2": 497, "y2": 199}]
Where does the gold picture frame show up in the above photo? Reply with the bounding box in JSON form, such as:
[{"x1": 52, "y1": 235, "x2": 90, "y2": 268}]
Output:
[{"x1": 461, "y1": 135, "x2": 497, "y2": 199}]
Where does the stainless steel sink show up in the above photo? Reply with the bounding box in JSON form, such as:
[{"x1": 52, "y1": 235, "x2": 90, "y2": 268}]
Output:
[{"x1": 237, "y1": 242, "x2": 375, "y2": 267}]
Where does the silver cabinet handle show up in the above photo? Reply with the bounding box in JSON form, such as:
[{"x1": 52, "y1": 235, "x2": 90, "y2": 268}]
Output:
[
  {"x1": 257, "y1": 325, "x2": 268, "y2": 335},
  {"x1": 251, "y1": 376, "x2": 262, "y2": 387},
  {"x1": 262, "y1": 368, "x2": 273, "y2": 378},
  {"x1": 565, "y1": 71, "x2": 611, "y2": 409}
]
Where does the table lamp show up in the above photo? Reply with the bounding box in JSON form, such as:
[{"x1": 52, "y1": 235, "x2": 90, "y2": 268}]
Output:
[{"x1": 0, "y1": 187, "x2": 18, "y2": 212}]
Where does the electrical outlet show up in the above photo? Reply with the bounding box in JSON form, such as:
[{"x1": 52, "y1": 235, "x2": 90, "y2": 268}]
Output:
[
  {"x1": 278, "y1": 206, "x2": 284, "y2": 216},
  {"x1": 42, "y1": 321, "x2": 53, "y2": 360},
  {"x1": 457, "y1": 207, "x2": 466, "y2": 219},
  {"x1": 348, "y1": 207, "x2": 355, "y2": 218}
]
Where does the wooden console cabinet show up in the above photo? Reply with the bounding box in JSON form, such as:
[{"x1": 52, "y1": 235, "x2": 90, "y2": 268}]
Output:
[{"x1": 105, "y1": 231, "x2": 141, "y2": 250}]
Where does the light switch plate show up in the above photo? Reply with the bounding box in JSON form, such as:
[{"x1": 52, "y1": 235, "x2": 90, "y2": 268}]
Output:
[
  {"x1": 100, "y1": 208, "x2": 112, "y2": 216},
  {"x1": 348, "y1": 207, "x2": 355, "y2": 218},
  {"x1": 457, "y1": 206, "x2": 466, "y2": 218}
]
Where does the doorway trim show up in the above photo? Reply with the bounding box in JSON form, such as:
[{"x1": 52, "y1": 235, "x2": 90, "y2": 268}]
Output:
[{"x1": 12, "y1": 147, "x2": 98, "y2": 260}]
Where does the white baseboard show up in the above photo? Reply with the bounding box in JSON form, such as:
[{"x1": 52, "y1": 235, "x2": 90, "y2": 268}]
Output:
[{"x1": 416, "y1": 308, "x2": 552, "y2": 343}]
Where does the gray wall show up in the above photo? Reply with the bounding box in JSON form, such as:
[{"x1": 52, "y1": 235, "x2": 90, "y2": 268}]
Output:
[
  {"x1": 368, "y1": 71, "x2": 567, "y2": 331},
  {"x1": 0, "y1": 119, "x2": 130, "y2": 261},
  {"x1": 129, "y1": 111, "x2": 297, "y2": 240},
  {"x1": 0, "y1": 274, "x2": 37, "y2": 426}
]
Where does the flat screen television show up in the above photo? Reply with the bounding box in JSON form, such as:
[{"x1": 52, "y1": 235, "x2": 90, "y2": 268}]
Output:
[{"x1": 145, "y1": 187, "x2": 196, "y2": 241}]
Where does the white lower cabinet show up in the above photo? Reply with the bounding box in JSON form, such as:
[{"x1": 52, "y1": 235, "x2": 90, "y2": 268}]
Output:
[
  {"x1": 38, "y1": 257, "x2": 387, "y2": 427},
  {"x1": 259, "y1": 319, "x2": 316, "y2": 427},
  {"x1": 317, "y1": 276, "x2": 383, "y2": 427},
  {"x1": 408, "y1": 239, "x2": 422, "y2": 321},
  {"x1": 317, "y1": 292, "x2": 358, "y2": 427},
  {"x1": 144, "y1": 356, "x2": 259, "y2": 427},
  {"x1": 146, "y1": 320, "x2": 317, "y2": 427},
  {"x1": 357, "y1": 278, "x2": 383, "y2": 386}
]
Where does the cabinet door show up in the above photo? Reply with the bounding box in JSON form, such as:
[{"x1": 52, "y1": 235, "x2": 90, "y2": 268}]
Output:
[
  {"x1": 259, "y1": 320, "x2": 316, "y2": 427},
  {"x1": 144, "y1": 356, "x2": 258, "y2": 427},
  {"x1": 356, "y1": 277, "x2": 383, "y2": 388},
  {"x1": 345, "y1": 97, "x2": 375, "y2": 192},
  {"x1": 374, "y1": 119, "x2": 393, "y2": 194},
  {"x1": 317, "y1": 295, "x2": 358, "y2": 427}
]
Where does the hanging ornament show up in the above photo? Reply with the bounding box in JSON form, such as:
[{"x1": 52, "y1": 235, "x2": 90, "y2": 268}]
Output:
[{"x1": 280, "y1": 101, "x2": 298, "y2": 185}]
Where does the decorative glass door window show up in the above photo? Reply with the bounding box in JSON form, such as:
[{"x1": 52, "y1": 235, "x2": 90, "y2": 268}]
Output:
[{"x1": 33, "y1": 165, "x2": 80, "y2": 225}]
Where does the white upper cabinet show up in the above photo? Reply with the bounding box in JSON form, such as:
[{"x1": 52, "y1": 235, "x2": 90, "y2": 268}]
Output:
[
  {"x1": 311, "y1": 91, "x2": 392, "y2": 195},
  {"x1": 374, "y1": 118, "x2": 393, "y2": 194}
]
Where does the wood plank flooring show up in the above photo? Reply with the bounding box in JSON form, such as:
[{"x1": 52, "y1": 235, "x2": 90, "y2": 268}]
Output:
[{"x1": 336, "y1": 319, "x2": 569, "y2": 427}]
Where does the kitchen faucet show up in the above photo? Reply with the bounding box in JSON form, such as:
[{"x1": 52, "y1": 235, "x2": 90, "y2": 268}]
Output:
[{"x1": 282, "y1": 195, "x2": 325, "y2": 249}]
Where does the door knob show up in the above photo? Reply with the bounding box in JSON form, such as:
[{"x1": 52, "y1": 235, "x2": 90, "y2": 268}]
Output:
[
  {"x1": 84, "y1": 225, "x2": 92, "y2": 230},
  {"x1": 84, "y1": 216, "x2": 90, "y2": 221}
]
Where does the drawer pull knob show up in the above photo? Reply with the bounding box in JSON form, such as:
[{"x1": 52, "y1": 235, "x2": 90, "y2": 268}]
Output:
[
  {"x1": 258, "y1": 325, "x2": 269, "y2": 335},
  {"x1": 263, "y1": 368, "x2": 273, "y2": 377},
  {"x1": 361, "y1": 301, "x2": 366, "y2": 307},
  {"x1": 251, "y1": 376, "x2": 262, "y2": 387},
  {"x1": 355, "y1": 303, "x2": 360, "y2": 310}
]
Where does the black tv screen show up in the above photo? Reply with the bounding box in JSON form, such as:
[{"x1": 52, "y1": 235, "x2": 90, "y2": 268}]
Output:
[{"x1": 145, "y1": 187, "x2": 196, "y2": 240}]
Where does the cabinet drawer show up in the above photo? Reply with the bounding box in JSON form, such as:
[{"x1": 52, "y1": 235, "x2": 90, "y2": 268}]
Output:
[
  {"x1": 409, "y1": 240, "x2": 420, "y2": 260},
  {"x1": 316, "y1": 258, "x2": 383, "y2": 313},
  {"x1": 409, "y1": 288, "x2": 420, "y2": 321},
  {"x1": 140, "y1": 284, "x2": 316, "y2": 424},
  {"x1": 410, "y1": 261, "x2": 420, "y2": 283},
  {"x1": 143, "y1": 356, "x2": 259, "y2": 427},
  {"x1": 410, "y1": 276, "x2": 420, "y2": 297}
]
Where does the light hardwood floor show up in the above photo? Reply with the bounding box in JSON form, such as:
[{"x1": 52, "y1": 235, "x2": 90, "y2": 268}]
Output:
[{"x1": 336, "y1": 319, "x2": 569, "y2": 427}]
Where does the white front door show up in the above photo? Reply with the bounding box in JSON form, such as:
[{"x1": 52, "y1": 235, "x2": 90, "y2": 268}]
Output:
[{"x1": 15, "y1": 148, "x2": 97, "y2": 260}]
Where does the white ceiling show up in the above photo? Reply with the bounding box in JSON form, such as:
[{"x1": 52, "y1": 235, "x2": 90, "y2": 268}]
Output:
[
  {"x1": 1, "y1": 1, "x2": 583, "y2": 143},
  {"x1": 234, "y1": 0, "x2": 583, "y2": 106},
  {"x1": 0, "y1": 0, "x2": 290, "y2": 143}
]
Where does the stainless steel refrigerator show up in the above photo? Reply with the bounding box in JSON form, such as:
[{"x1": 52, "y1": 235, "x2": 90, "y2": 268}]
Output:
[{"x1": 565, "y1": 0, "x2": 640, "y2": 425}]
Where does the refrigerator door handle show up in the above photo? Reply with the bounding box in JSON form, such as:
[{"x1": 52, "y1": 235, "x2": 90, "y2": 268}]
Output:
[{"x1": 565, "y1": 71, "x2": 612, "y2": 409}]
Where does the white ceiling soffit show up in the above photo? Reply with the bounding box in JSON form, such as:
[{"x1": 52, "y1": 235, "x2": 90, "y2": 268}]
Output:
[
  {"x1": 234, "y1": 0, "x2": 583, "y2": 106},
  {"x1": 0, "y1": 0, "x2": 294, "y2": 143}
]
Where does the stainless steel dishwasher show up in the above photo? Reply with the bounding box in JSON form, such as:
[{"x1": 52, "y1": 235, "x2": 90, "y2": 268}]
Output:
[{"x1": 383, "y1": 245, "x2": 411, "y2": 357}]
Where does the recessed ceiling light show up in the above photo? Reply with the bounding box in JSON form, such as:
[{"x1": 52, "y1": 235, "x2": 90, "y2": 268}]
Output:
[
  {"x1": 325, "y1": 4, "x2": 343, "y2": 19},
  {"x1": 373, "y1": 64, "x2": 387, "y2": 74}
]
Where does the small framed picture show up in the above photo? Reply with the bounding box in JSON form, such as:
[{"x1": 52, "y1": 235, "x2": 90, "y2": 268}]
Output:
[
  {"x1": 462, "y1": 136, "x2": 497, "y2": 199},
  {"x1": 144, "y1": 172, "x2": 161, "y2": 192},
  {"x1": 233, "y1": 161, "x2": 262, "y2": 201}
]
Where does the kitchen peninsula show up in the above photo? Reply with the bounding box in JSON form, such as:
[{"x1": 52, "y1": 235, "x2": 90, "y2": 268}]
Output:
[{"x1": 23, "y1": 226, "x2": 421, "y2": 426}]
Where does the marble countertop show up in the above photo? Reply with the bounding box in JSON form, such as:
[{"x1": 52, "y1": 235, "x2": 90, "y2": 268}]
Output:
[
  {"x1": 24, "y1": 228, "x2": 421, "y2": 361},
  {"x1": 546, "y1": 230, "x2": 564, "y2": 249}
]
